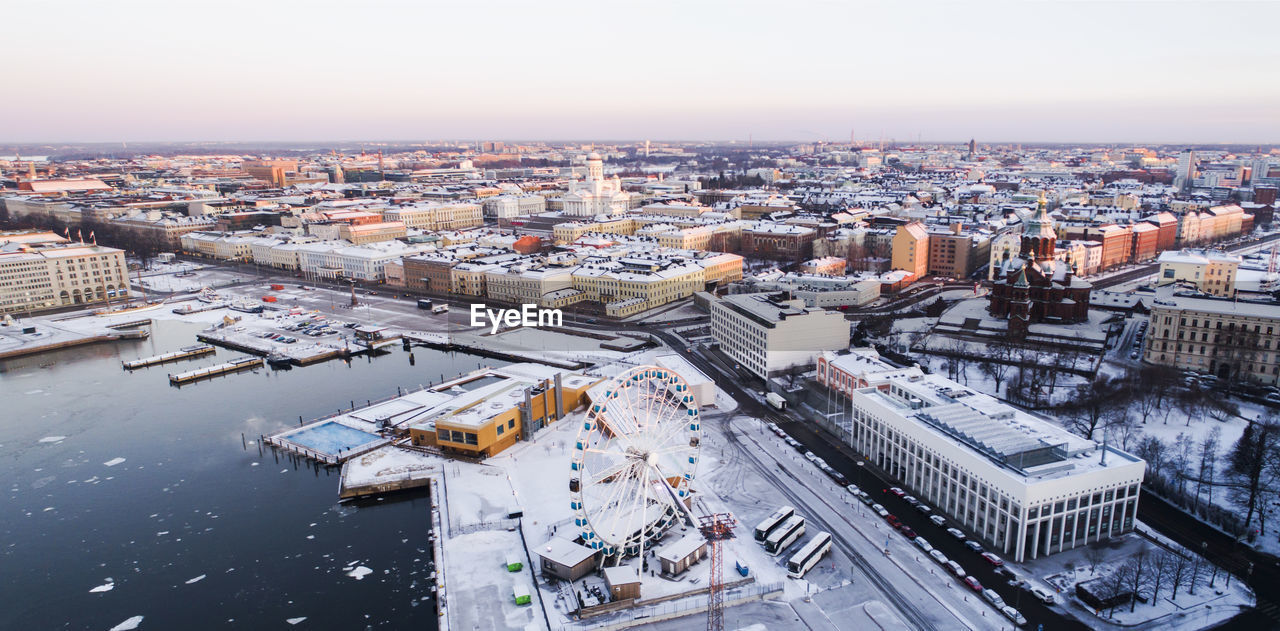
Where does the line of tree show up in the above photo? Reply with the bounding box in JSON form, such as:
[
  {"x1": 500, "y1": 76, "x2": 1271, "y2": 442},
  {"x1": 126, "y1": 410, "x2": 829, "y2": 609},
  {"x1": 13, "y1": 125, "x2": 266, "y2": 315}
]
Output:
[
  {"x1": 1, "y1": 211, "x2": 167, "y2": 266},
  {"x1": 1089, "y1": 543, "x2": 1224, "y2": 617}
]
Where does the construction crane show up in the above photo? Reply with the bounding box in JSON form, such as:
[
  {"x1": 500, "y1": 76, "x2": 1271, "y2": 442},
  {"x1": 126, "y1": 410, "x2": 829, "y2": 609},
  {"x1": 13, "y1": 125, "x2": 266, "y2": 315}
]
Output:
[{"x1": 697, "y1": 513, "x2": 737, "y2": 631}]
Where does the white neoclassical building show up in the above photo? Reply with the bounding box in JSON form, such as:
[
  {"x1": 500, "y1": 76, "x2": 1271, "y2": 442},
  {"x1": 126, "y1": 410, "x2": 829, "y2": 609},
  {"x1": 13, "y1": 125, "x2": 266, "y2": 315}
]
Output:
[{"x1": 562, "y1": 153, "x2": 631, "y2": 217}]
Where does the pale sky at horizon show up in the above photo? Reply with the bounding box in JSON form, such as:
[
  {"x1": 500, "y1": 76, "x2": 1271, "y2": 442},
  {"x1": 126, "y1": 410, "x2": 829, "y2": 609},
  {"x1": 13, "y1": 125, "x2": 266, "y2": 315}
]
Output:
[{"x1": 4, "y1": 0, "x2": 1278, "y2": 144}]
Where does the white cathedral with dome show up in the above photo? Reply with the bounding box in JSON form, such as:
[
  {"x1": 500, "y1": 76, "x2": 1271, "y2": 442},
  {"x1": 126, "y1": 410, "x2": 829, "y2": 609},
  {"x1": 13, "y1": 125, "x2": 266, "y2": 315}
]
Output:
[{"x1": 562, "y1": 152, "x2": 632, "y2": 217}]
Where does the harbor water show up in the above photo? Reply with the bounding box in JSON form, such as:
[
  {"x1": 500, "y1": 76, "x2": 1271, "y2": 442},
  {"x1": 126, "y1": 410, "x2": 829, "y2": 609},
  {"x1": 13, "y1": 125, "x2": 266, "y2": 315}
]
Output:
[{"x1": 0, "y1": 319, "x2": 496, "y2": 629}]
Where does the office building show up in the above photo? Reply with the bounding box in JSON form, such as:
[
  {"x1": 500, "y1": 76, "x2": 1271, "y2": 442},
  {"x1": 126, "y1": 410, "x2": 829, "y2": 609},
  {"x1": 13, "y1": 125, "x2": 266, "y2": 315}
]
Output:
[
  {"x1": 818, "y1": 349, "x2": 1145, "y2": 562},
  {"x1": 710, "y1": 292, "x2": 849, "y2": 378}
]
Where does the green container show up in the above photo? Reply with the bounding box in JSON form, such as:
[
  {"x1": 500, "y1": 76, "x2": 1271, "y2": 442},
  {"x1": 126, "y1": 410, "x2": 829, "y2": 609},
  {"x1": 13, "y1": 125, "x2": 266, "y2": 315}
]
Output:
[{"x1": 505, "y1": 554, "x2": 523, "y2": 572}]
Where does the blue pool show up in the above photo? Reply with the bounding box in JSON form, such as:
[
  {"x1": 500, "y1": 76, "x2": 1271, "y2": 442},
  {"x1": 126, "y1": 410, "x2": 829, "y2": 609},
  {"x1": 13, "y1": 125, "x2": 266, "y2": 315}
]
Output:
[{"x1": 287, "y1": 422, "x2": 381, "y2": 454}]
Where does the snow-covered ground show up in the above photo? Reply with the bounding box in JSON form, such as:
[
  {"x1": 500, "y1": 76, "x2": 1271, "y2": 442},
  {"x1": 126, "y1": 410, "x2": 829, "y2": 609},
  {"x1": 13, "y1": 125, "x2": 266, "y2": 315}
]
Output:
[
  {"x1": 404, "y1": 377, "x2": 1010, "y2": 631},
  {"x1": 1019, "y1": 525, "x2": 1254, "y2": 630}
]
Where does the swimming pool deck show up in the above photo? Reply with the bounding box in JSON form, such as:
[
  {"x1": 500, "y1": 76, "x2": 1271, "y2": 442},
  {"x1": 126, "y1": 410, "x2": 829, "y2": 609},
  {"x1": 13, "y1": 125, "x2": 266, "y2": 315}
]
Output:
[{"x1": 266, "y1": 417, "x2": 390, "y2": 465}]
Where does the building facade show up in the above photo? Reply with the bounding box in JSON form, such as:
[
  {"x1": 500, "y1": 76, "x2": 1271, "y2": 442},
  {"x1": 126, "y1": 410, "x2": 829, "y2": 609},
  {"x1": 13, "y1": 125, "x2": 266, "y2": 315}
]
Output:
[
  {"x1": 0, "y1": 232, "x2": 129, "y2": 313},
  {"x1": 710, "y1": 292, "x2": 849, "y2": 378},
  {"x1": 1144, "y1": 291, "x2": 1280, "y2": 384},
  {"x1": 818, "y1": 350, "x2": 1145, "y2": 562}
]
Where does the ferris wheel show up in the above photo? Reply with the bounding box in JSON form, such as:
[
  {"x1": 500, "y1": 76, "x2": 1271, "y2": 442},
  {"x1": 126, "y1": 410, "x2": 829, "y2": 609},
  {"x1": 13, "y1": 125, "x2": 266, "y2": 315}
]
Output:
[{"x1": 570, "y1": 365, "x2": 701, "y2": 560}]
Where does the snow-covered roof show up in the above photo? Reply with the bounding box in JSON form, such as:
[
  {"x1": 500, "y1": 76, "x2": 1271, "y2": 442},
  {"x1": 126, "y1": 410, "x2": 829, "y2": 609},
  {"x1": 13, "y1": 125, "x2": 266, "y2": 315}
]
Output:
[{"x1": 539, "y1": 537, "x2": 596, "y2": 567}]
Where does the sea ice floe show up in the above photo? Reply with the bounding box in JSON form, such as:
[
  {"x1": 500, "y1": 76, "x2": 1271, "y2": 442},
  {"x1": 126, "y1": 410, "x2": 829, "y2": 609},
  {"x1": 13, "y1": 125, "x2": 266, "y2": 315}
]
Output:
[
  {"x1": 286, "y1": 617, "x2": 306, "y2": 625},
  {"x1": 104, "y1": 458, "x2": 126, "y2": 467},
  {"x1": 108, "y1": 615, "x2": 144, "y2": 630},
  {"x1": 185, "y1": 574, "x2": 206, "y2": 584},
  {"x1": 346, "y1": 566, "x2": 373, "y2": 580},
  {"x1": 89, "y1": 581, "x2": 114, "y2": 593},
  {"x1": 38, "y1": 436, "x2": 66, "y2": 444}
]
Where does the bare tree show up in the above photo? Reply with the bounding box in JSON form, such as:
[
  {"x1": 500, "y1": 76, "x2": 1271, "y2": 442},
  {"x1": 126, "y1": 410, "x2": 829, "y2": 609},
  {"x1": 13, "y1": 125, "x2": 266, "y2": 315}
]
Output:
[
  {"x1": 1193, "y1": 426, "x2": 1222, "y2": 512},
  {"x1": 1084, "y1": 544, "x2": 1107, "y2": 576},
  {"x1": 1172, "y1": 432, "x2": 1196, "y2": 496},
  {"x1": 1110, "y1": 408, "x2": 1139, "y2": 452},
  {"x1": 1149, "y1": 549, "x2": 1171, "y2": 606},
  {"x1": 1102, "y1": 562, "x2": 1135, "y2": 617},
  {"x1": 1124, "y1": 545, "x2": 1154, "y2": 612},
  {"x1": 979, "y1": 339, "x2": 1016, "y2": 396},
  {"x1": 1166, "y1": 551, "x2": 1194, "y2": 600},
  {"x1": 1060, "y1": 376, "x2": 1129, "y2": 440},
  {"x1": 1227, "y1": 416, "x2": 1280, "y2": 530},
  {"x1": 1135, "y1": 436, "x2": 1168, "y2": 480}
]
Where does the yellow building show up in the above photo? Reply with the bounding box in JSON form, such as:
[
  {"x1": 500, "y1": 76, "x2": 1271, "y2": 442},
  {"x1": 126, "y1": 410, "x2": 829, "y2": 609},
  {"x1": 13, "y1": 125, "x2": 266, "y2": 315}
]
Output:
[
  {"x1": 382, "y1": 202, "x2": 483, "y2": 231},
  {"x1": 0, "y1": 231, "x2": 130, "y2": 313},
  {"x1": 891, "y1": 222, "x2": 930, "y2": 281},
  {"x1": 407, "y1": 367, "x2": 602, "y2": 457},
  {"x1": 1156, "y1": 250, "x2": 1241, "y2": 297},
  {"x1": 571, "y1": 258, "x2": 705, "y2": 312},
  {"x1": 339, "y1": 221, "x2": 407, "y2": 245}
]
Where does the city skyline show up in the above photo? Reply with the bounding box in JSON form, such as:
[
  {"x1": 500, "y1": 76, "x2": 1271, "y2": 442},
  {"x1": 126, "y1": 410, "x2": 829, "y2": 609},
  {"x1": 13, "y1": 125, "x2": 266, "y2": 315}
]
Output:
[{"x1": 5, "y1": 0, "x2": 1279, "y2": 144}]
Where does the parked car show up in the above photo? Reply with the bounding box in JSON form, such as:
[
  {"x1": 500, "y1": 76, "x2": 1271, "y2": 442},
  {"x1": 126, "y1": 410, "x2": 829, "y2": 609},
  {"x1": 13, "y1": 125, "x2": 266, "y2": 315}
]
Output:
[
  {"x1": 888, "y1": 487, "x2": 905, "y2": 497},
  {"x1": 929, "y1": 515, "x2": 946, "y2": 527},
  {"x1": 945, "y1": 561, "x2": 966, "y2": 578},
  {"x1": 903, "y1": 495, "x2": 919, "y2": 506},
  {"x1": 981, "y1": 552, "x2": 1004, "y2": 567},
  {"x1": 871, "y1": 504, "x2": 889, "y2": 517},
  {"x1": 929, "y1": 549, "x2": 948, "y2": 565},
  {"x1": 1029, "y1": 585, "x2": 1057, "y2": 605},
  {"x1": 982, "y1": 589, "x2": 1006, "y2": 608},
  {"x1": 963, "y1": 576, "x2": 983, "y2": 591},
  {"x1": 1000, "y1": 606, "x2": 1027, "y2": 626},
  {"x1": 900, "y1": 526, "x2": 917, "y2": 540},
  {"x1": 946, "y1": 528, "x2": 967, "y2": 541},
  {"x1": 915, "y1": 504, "x2": 932, "y2": 515},
  {"x1": 964, "y1": 540, "x2": 984, "y2": 553},
  {"x1": 886, "y1": 515, "x2": 902, "y2": 529},
  {"x1": 914, "y1": 537, "x2": 934, "y2": 552}
]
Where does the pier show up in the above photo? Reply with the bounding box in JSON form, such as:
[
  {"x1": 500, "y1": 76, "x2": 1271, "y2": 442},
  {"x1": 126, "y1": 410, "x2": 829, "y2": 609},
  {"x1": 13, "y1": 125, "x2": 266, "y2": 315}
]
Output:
[
  {"x1": 402, "y1": 330, "x2": 588, "y2": 370},
  {"x1": 123, "y1": 344, "x2": 216, "y2": 370},
  {"x1": 169, "y1": 356, "x2": 263, "y2": 385}
]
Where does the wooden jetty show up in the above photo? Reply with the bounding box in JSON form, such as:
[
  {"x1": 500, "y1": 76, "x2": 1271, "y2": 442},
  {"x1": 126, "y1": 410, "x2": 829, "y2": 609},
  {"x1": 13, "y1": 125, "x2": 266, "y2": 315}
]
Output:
[
  {"x1": 169, "y1": 356, "x2": 262, "y2": 385},
  {"x1": 123, "y1": 344, "x2": 215, "y2": 370}
]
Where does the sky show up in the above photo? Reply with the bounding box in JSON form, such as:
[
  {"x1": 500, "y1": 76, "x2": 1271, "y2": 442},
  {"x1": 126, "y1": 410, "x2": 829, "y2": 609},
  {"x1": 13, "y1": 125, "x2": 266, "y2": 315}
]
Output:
[{"x1": 3, "y1": 0, "x2": 1278, "y2": 144}]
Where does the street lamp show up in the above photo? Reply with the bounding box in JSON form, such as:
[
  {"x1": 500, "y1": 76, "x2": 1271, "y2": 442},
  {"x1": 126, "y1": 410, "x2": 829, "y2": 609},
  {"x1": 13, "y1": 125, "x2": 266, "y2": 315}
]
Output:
[{"x1": 1203, "y1": 542, "x2": 1217, "y2": 588}]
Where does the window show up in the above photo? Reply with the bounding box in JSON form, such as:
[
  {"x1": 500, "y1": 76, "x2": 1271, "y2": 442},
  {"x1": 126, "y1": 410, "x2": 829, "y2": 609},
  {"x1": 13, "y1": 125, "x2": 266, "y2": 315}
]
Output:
[
  {"x1": 437, "y1": 429, "x2": 449, "y2": 442},
  {"x1": 496, "y1": 424, "x2": 504, "y2": 436},
  {"x1": 508, "y1": 419, "x2": 516, "y2": 429},
  {"x1": 464, "y1": 433, "x2": 478, "y2": 446}
]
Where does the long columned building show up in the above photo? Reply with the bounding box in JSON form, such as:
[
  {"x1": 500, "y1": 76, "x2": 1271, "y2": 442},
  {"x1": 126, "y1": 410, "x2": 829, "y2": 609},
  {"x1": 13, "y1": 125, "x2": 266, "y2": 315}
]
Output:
[
  {"x1": 0, "y1": 231, "x2": 129, "y2": 314},
  {"x1": 817, "y1": 349, "x2": 1144, "y2": 562}
]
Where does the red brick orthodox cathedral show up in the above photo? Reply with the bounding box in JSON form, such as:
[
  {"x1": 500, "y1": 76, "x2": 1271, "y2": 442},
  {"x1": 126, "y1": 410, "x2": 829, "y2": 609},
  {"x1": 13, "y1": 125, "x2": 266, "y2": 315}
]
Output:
[{"x1": 988, "y1": 194, "x2": 1092, "y2": 338}]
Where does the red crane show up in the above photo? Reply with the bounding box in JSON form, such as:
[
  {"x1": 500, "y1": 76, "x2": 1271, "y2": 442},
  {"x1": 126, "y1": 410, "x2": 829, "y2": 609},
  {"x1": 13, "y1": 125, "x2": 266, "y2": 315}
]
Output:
[{"x1": 697, "y1": 513, "x2": 737, "y2": 631}]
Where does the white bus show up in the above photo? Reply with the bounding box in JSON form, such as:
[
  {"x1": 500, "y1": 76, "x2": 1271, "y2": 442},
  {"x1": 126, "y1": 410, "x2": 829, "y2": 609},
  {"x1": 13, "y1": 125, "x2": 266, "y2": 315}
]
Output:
[
  {"x1": 764, "y1": 515, "x2": 805, "y2": 556},
  {"x1": 753, "y1": 506, "x2": 796, "y2": 543},
  {"x1": 787, "y1": 531, "x2": 833, "y2": 578}
]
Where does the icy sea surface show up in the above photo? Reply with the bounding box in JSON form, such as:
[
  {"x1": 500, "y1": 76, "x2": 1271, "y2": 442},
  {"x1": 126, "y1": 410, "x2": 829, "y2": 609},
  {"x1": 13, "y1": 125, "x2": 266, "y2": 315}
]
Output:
[{"x1": 1, "y1": 319, "x2": 495, "y2": 629}]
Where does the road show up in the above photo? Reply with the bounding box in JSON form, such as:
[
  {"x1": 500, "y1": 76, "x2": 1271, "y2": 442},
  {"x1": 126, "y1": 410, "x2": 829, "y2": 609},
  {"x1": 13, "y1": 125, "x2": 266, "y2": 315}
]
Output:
[{"x1": 644, "y1": 325, "x2": 1079, "y2": 630}]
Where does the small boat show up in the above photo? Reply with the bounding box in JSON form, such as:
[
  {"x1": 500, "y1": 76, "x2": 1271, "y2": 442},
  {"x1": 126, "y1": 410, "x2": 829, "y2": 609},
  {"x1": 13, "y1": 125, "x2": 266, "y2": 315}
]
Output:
[{"x1": 267, "y1": 351, "x2": 293, "y2": 368}]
